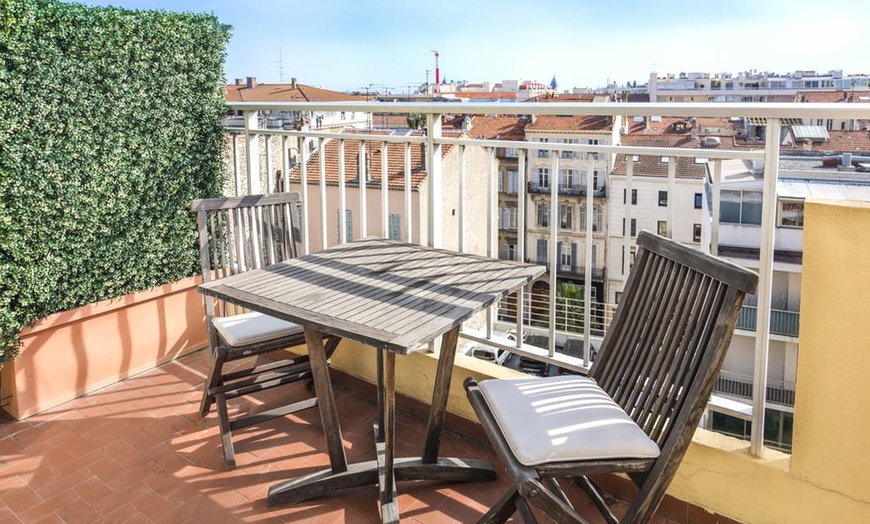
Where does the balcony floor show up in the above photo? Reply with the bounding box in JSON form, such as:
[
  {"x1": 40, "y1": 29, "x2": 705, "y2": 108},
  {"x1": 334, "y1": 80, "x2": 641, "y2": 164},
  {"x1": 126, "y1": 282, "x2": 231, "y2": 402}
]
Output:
[{"x1": 0, "y1": 350, "x2": 680, "y2": 523}]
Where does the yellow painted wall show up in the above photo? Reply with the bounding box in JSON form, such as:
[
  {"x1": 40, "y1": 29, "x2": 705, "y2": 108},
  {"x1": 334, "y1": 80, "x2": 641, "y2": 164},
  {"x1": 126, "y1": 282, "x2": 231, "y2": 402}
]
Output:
[
  {"x1": 790, "y1": 199, "x2": 870, "y2": 501},
  {"x1": 316, "y1": 199, "x2": 870, "y2": 523}
]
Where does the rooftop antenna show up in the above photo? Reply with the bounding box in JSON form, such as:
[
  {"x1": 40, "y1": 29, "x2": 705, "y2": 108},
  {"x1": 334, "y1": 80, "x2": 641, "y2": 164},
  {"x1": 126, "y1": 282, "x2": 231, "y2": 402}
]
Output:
[{"x1": 275, "y1": 48, "x2": 285, "y2": 83}]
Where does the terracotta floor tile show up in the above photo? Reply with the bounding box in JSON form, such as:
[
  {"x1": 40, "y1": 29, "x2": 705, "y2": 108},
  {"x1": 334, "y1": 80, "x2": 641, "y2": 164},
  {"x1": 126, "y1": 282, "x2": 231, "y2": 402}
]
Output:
[{"x1": 0, "y1": 350, "x2": 677, "y2": 524}]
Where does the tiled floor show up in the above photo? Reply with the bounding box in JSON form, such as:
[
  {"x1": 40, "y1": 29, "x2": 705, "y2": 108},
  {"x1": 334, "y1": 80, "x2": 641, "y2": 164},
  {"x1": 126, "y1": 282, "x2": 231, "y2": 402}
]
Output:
[{"x1": 0, "y1": 350, "x2": 677, "y2": 523}]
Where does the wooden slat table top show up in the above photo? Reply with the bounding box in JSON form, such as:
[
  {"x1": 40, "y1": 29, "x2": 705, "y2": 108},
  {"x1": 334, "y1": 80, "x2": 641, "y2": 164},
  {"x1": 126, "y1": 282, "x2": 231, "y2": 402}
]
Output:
[{"x1": 199, "y1": 239, "x2": 546, "y2": 354}]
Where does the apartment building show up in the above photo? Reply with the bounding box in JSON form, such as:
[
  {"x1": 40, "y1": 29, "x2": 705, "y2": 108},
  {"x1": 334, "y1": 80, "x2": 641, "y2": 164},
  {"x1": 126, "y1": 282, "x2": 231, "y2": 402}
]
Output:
[
  {"x1": 647, "y1": 69, "x2": 870, "y2": 103},
  {"x1": 606, "y1": 133, "x2": 709, "y2": 303},
  {"x1": 795, "y1": 90, "x2": 870, "y2": 131},
  {"x1": 524, "y1": 115, "x2": 619, "y2": 300},
  {"x1": 286, "y1": 132, "x2": 491, "y2": 255}
]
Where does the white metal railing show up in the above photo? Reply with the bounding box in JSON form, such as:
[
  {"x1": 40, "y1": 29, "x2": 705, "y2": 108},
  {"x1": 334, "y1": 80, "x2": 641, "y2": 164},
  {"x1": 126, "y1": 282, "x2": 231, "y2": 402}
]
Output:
[{"x1": 223, "y1": 100, "x2": 870, "y2": 457}]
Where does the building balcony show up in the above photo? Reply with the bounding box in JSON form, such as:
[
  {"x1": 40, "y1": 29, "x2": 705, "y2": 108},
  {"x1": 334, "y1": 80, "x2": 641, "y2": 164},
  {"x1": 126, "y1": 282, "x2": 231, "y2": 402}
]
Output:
[
  {"x1": 737, "y1": 305, "x2": 801, "y2": 337},
  {"x1": 6, "y1": 100, "x2": 870, "y2": 523},
  {"x1": 527, "y1": 181, "x2": 607, "y2": 198}
]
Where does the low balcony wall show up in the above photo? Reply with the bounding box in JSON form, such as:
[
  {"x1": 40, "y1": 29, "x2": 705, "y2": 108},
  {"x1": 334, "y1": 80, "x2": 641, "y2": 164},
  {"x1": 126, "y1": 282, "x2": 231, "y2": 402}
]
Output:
[{"x1": 311, "y1": 198, "x2": 870, "y2": 524}]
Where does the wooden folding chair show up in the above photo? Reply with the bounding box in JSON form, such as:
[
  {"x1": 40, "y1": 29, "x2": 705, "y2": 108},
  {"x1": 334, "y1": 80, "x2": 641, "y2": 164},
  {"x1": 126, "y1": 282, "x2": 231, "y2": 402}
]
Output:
[
  {"x1": 190, "y1": 193, "x2": 338, "y2": 469},
  {"x1": 465, "y1": 231, "x2": 758, "y2": 523}
]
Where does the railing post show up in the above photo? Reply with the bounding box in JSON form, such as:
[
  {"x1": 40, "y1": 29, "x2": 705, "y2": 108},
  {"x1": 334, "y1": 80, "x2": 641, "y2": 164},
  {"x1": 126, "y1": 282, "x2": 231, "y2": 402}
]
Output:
[
  {"x1": 426, "y1": 113, "x2": 443, "y2": 248},
  {"x1": 548, "y1": 149, "x2": 559, "y2": 358},
  {"x1": 515, "y1": 149, "x2": 527, "y2": 347},
  {"x1": 751, "y1": 117, "x2": 781, "y2": 457},
  {"x1": 583, "y1": 154, "x2": 594, "y2": 365},
  {"x1": 244, "y1": 110, "x2": 261, "y2": 194}
]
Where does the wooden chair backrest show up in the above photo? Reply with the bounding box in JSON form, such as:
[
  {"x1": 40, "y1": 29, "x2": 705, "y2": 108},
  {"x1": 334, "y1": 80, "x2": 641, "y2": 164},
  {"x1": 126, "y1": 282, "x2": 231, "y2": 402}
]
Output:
[
  {"x1": 589, "y1": 231, "x2": 757, "y2": 520},
  {"x1": 190, "y1": 193, "x2": 302, "y2": 329}
]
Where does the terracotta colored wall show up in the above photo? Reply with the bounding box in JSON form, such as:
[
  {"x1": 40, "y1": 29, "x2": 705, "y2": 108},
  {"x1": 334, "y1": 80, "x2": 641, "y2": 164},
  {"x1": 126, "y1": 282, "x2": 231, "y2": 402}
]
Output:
[{"x1": 1, "y1": 277, "x2": 208, "y2": 419}]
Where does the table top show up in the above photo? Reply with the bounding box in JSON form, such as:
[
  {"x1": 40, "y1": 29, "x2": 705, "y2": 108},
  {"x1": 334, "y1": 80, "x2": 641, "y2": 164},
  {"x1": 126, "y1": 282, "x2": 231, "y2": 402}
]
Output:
[{"x1": 199, "y1": 239, "x2": 545, "y2": 354}]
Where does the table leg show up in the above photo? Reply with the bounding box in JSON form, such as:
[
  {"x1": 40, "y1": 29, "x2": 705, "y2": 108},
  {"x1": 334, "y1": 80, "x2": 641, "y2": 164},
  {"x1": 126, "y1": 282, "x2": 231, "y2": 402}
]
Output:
[
  {"x1": 422, "y1": 325, "x2": 460, "y2": 463},
  {"x1": 304, "y1": 327, "x2": 347, "y2": 473},
  {"x1": 377, "y1": 350, "x2": 399, "y2": 523}
]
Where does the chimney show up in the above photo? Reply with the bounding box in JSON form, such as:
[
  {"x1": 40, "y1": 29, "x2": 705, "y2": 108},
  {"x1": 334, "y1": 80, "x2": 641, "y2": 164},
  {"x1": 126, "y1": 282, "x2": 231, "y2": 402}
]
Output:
[
  {"x1": 462, "y1": 115, "x2": 472, "y2": 132},
  {"x1": 246, "y1": 76, "x2": 256, "y2": 88},
  {"x1": 235, "y1": 78, "x2": 244, "y2": 85},
  {"x1": 291, "y1": 77, "x2": 297, "y2": 89}
]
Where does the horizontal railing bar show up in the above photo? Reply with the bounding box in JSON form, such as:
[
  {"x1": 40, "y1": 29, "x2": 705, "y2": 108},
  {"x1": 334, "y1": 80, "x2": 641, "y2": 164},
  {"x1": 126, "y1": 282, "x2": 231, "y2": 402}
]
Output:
[
  {"x1": 224, "y1": 126, "x2": 427, "y2": 144},
  {"x1": 226, "y1": 101, "x2": 870, "y2": 120},
  {"x1": 460, "y1": 331, "x2": 589, "y2": 374},
  {"x1": 436, "y1": 136, "x2": 765, "y2": 160}
]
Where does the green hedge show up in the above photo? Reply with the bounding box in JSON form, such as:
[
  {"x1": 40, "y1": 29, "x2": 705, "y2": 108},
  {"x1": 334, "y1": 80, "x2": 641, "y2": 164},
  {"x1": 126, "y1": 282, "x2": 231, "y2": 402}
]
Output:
[{"x1": 0, "y1": 0, "x2": 231, "y2": 365}]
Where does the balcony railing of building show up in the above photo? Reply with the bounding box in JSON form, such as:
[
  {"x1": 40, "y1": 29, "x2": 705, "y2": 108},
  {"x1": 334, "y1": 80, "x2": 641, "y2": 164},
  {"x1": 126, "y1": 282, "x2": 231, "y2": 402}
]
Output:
[
  {"x1": 223, "y1": 99, "x2": 870, "y2": 458},
  {"x1": 527, "y1": 181, "x2": 607, "y2": 197},
  {"x1": 737, "y1": 305, "x2": 801, "y2": 337},
  {"x1": 715, "y1": 370, "x2": 796, "y2": 407}
]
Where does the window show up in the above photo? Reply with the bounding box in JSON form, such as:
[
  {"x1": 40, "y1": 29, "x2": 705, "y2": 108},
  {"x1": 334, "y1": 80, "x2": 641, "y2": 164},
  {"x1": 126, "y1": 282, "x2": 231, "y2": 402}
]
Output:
[
  {"x1": 505, "y1": 147, "x2": 518, "y2": 158},
  {"x1": 561, "y1": 139, "x2": 576, "y2": 159},
  {"x1": 388, "y1": 214, "x2": 401, "y2": 240},
  {"x1": 559, "y1": 204, "x2": 573, "y2": 229},
  {"x1": 580, "y1": 206, "x2": 603, "y2": 232},
  {"x1": 507, "y1": 170, "x2": 519, "y2": 194},
  {"x1": 536, "y1": 238, "x2": 548, "y2": 264},
  {"x1": 660, "y1": 156, "x2": 669, "y2": 163},
  {"x1": 537, "y1": 168, "x2": 550, "y2": 189},
  {"x1": 720, "y1": 190, "x2": 763, "y2": 225},
  {"x1": 630, "y1": 218, "x2": 637, "y2": 237},
  {"x1": 778, "y1": 200, "x2": 805, "y2": 228},
  {"x1": 498, "y1": 172, "x2": 504, "y2": 192},
  {"x1": 537, "y1": 138, "x2": 549, "y2": 158},
  {"x1": 583, "y1": 139, "x2": 600, "y2": 160},
  {"x1": 559, "y1": 242, "x2": 574, "y2": 271},
  {"x1": 500, "y1": 207, "x2": 518, "y2": 230},
  {"x1": 658, "y1": 191, "x2": 668, "y2": 206},
  {"x1": 623, "y1": 188, "x2": 638, "y2": 205},
  {"x1": 336, "y1": 209, "x2": 352, "y2": 242},
  {"x1": 537, "y1": 202, "x2": 550, "y2": 227},
  {"x1": 559, "y1": 169, "x2": 576, "y2": 191},
  {"x1": 693, "y1": 223, "x2": 702, "y2": 242},
  {"x1": 615, "y1": 291, "x2": 622, "y2": 305},
  {"x1": 657, "y1": 220, "x2": 667, "y2": 236},
  {"x1": 502, "y1": 243, "x2": 517, "y2": 261},
  {"x1": 694, "y1": 192, "x2": 703, "y2": 209},
  {"x1": 340, "y1": 111, "x2": 346, "y2": 120}
]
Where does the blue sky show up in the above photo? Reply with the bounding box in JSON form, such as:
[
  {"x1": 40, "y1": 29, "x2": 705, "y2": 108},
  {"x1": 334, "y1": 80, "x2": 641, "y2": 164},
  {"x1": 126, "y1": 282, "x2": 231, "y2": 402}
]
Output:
[{"x1": 71, "y1": 1, "x2": 870, "y2": 92}]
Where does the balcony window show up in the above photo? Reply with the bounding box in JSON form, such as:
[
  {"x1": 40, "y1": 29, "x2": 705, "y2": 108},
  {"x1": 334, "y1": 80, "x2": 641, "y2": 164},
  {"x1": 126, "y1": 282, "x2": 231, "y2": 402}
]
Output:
[
  {"x1": 536, "y1": 238, "x2": 548, "y2": 264},
  {"x1": 559, "y1": 169, "x2": 576, "y2": 191},
  {"x1": 580, "y1": 206, "x2": 603, "y2": 232},
  {"x1": 779, "y1": 199, "x2": 804, "y2": 228},
  {"x1": 537, "y1": 168, "x2": 550, "y2": 189},
  {"x1": 721, "y1": 190, "x2": 763, "y2": 225},
  {"x1": 559, "y1": 204, "x2": 573, "y2": 229},
  {"x1": 559, "y1": 241, "x2": 574, "y2": 272},
  {"x1": 537, "y1": 202, "x2": 550, "y2": 227},
  {"x1": 658, "y1": 190, "x2": 668, "y2": 206},
  {"x1": 694, "y1": 192, "x2": 703, "y2": 209}
]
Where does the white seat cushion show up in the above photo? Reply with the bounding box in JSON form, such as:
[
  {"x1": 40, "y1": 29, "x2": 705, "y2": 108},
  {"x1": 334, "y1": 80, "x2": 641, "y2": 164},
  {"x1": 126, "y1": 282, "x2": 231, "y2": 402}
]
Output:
[
  {"x1": 478, "y1": 375, "x2": 660, "y2": 466},
  {"x1": 212, "y1": 311, "x2": 303, "y2": 347}
]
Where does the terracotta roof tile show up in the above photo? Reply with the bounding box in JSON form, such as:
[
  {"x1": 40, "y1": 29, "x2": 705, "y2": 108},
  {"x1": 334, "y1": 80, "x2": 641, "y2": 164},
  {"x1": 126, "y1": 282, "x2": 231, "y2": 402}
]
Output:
[
  {"x1": 465, "y1": 116, "x2": 528, "y2": 141},
  {"x1": 288, "y1": 135, "x2": 454, "y2": 190},
  {"x1": 784, "y1": 129, "x2": 870, "y2": 153},
  {"x1": 526, "y1": 115, "x2": 612, "y2": 132},
  {"x1": 613, "y1": 135, "x2": 707, "y2": 179},
  {"x1": 225, "y1": 82, "x2": 366, "y2": 103},
  {"x1": 457, "y1": 91, "x2": 518, "y2": 100}
]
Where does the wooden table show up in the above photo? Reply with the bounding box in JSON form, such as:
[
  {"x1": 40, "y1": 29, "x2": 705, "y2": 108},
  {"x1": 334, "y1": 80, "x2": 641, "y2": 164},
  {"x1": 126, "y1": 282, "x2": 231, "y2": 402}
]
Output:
[{"x1": 198, "y1": 239, "x2": 545, "y2": 522}]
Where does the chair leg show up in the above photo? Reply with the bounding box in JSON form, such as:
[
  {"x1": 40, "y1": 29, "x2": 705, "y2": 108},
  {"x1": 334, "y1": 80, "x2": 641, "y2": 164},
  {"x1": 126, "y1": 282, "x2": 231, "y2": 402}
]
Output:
[
  {"x1": 520, "y1": 479, "x2": 591, "y2": 524},
  {"x1": 215, "y1": 393, "x2": 236, "y2": 470},
  {"x1": 576, "y1": 476, "x2": 619, "y2": 524},
  {"x1": 479, "y1": 488, "x2": 520, "y2": 524},
  {"x1": 515, "y1": 496, "x2": 538, "y2": 524},
  {"x1": 200, "y1": 349, "x2": 227, "y2": 417}
]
